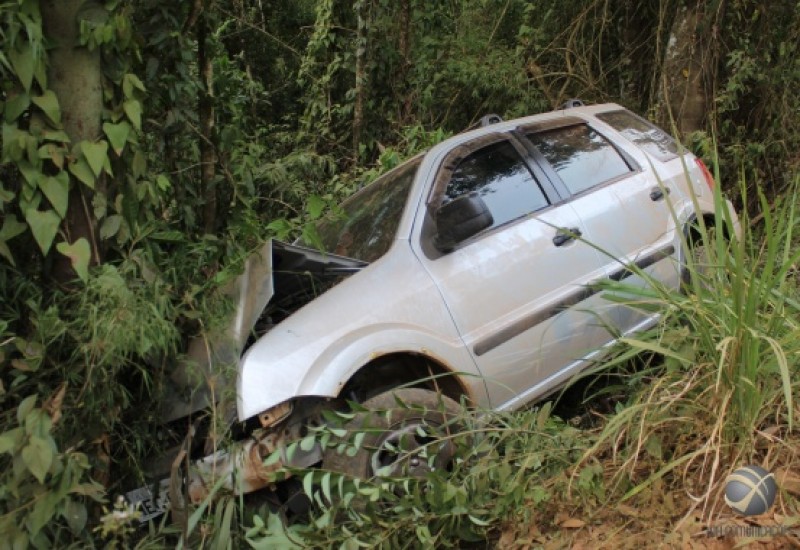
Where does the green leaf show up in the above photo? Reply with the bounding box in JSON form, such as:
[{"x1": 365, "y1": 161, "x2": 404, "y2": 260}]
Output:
[
  {"x1": 56, "y1": 239, "x2": 91, "y2": 282},
  {"x1": 81, "y1": 141, "x2": 108, "y2": 177},
  {"x1": 132, "y1": 150, "x2": 147, "y2": 178},
  {"x1": 4, "y1": 91, "x2": 30, "y2": 122},
  {"x1": 0, "y1": 215, "x2": 27, "y2": 265},
  {"x1": 25, "y1": 209, "x2": 60, "y2": 254},
  {"x1": 38, "y1": 143, "x2": 66, "y2": 169},
  {"x1": 41, "y1": 128, "x2": 70, "y2": 143},
  {"x1": 156, "y1": 174, "x2": 169, "y2": 190},
  {"x1": 102, "y1": 121, "x2": 130, "y2": 155},
  {"x1": 321, "y1": 471, "x2": 331, "y2": 503},
  {"x1": 92, "y1": 193, "x2": 107, "y2": 219},
  {"x1": 468, "y1": 514, "x2": 491, "y2": 526},
  {"x1": 68, "y1": 157, "x2": 96, "y2": 189},
  {"x1": 0, "y1": 429, "x2": 21, "y2": 454},
  {"x1": 0, "y1": 215, "x2": 27, "y2": 241},
  {"x1": 0, "y1": 241, "x2": 14, "y2": 266},
  {"x1": 64, "y1": 499, "x2": 87, "y2": 535},
  {"x1": 17, "y1": 395, "x2": 37, "y2": 425},
  {"x1": 12, "y1": 358, "x2": 37, "y2": 372},
  {"x1": 99, "y1": 214, "x2": 122, "y2": 240},
  {"x1": 39, "y1": 173, "x2": 70, "y2": 218},
  {"x1": 2, "y1": 122, "x2": 27, "y2": 162},
  {"x1": 0, "y1": 183, "x2": 14, "y2": 202},
  {"x1": 31, "y1": 91, "x2": 61, "y2": 126},
  {"x1": 24, "y1": 409, "x2": 52, "y2": 437},
  {"x1": 302, "y1": 471, "x2": 314, "y2": 499},
  {"x1": 9, "y1": 44, "x2": 34, "y2": 91},
  {"x1": 122, "y1": 73, "x2": 146, "y2": 98},
  {"x1": 306, "y1": 195, "x2": 326, "y2": 219},
  {"x1": 123, "y1": 99, "x2": 142, "y2": 130},
  {"x1": 299, "y1": 435, "x2": 316, "y2": 452},
  {"x1": 28, "y1": 493, "x2": 59, "y2": 538},
  {"x1": 149, "y1": 230, "x2": 183, "y2": 242}
]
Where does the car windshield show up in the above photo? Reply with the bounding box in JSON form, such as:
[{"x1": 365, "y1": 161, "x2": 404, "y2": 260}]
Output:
[{"x1": 311, "y1": 157, "x2": 421, "y2": 263}]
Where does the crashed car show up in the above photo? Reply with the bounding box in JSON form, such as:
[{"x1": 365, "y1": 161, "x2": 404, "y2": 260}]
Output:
[{"x1": 128, "y1": 102, "x2": 738, "y2": 520}]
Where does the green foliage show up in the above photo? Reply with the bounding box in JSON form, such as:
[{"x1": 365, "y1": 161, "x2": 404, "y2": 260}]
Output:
[
  {"x1": 244, "y1": 403, "x2": 590, "y2": 548},
  {"x1": 711, "y1": 0, "x2": 800, "y2": 194},
  {"x1": 0, "y1": 392, "x2": 104, "y2": 548},
  {"x1": 1, "y1": 0, "x2": 799, "y2": 545}
]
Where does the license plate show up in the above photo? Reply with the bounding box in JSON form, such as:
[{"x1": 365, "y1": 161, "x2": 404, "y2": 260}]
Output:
[{"x1": 125, "y1": 478, "x2": 170, "y2": 523}]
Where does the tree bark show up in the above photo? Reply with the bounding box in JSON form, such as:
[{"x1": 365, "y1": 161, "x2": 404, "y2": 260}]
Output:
[
  {"x1": 398, "y1": 0, "x2": 412, "y2": 123},
  {"x1": 658, "y1": 1, "x2": 710, "y2": 137},
  {"x1": 41, "y1": 0, "x2": 104, "y2": 280},
  {"x1": 197, "y1": 3, "x2": 217, "y2": 234},
  {"x1": 353, "y1": 0, "x2": 368, "y2": 161}
]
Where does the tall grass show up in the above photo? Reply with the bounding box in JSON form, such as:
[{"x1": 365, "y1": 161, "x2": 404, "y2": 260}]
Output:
[{"x1": 577, "y1": 175, "x2": 800, "y2": 517}]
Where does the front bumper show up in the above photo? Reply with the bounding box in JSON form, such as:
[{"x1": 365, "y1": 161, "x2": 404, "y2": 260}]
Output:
[{"x1": 168, "y1": 397, "x2": 328, "y2": 523}]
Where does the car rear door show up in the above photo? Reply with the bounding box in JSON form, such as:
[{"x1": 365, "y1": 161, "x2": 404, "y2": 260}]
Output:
[
  {"x1": 519, "y1": 119, "x2": 681, "y2": 334},
  {"x1": 414, "y1": 133, "x2": 614, "y2": 410}
]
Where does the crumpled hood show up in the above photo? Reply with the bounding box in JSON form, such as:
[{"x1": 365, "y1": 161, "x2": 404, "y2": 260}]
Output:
[{"x1": 163, "y1": 239, "x2": 365, "y2": 422}]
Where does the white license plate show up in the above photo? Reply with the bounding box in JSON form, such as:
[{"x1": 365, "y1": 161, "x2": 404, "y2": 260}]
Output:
[{"x1": 125, "y1": 478, "x2": 170, "y2": 523}]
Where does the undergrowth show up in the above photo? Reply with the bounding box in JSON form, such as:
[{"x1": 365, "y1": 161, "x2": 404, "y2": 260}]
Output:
[{"x1": 2, "y1": 150, "x2": 798, "y2": 548}]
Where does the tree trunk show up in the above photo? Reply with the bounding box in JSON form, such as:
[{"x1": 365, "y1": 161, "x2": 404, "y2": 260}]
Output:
[
  {"x1": 658, "y1": 1, "x2": 710, "y2": 137},
  {"x1": 353, "y1": 0, "x2": 368, "y2": 161},
  {"x1": 41, "y1": 0, "x2": 104, "y2": 280},
  {"x1": 197, "y1": 4, "x2": 217, "y2": 234},
  {"x1": 398, "y1": 0, "x2": 412, "y2": 123}
]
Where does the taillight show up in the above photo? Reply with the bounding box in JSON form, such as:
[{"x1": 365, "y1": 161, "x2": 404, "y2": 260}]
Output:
[{"x1": 695, "y1": 158, "x2": 715, "y2": 190}]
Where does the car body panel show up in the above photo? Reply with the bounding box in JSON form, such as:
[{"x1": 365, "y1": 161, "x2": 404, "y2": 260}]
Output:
[{"x1": 235, "y1": 103, "x2": 739, "y2": 424}]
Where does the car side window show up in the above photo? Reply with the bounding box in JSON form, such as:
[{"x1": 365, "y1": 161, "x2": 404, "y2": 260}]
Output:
[
  {"x1": 595, "y1": 109, "x2": 679, "y2": 161},
  {"x1": 527, "y1": 124, "x2": 632, "y2": 196},
  {"x1": 443, "y1": 140, "x2": 549, "y2": 230}
]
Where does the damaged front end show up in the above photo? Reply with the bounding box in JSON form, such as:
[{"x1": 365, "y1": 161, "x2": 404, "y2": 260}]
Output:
[
  {"x1": 168, "y1": 397, "x2": 331, "y2": 523},
  {"x1": 128, "y1": 240, "x2": 365, "y2": 522}
]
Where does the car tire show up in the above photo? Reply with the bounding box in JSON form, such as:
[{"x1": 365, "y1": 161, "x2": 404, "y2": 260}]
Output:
[
  {"x1": 322, "y1": 388, "x2": 462, "y2": 479},
  {"x1": 682, "y1": 227, "x2": 723, "y2": 291}
]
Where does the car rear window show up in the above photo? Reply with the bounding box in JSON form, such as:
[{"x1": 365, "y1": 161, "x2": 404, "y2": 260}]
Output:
[
  {"x1": 527, "y1": 124, "x2": 632, "y2": 196},
  {"x1": 444, "y1": 140, "x2": 549, "y2": 230},
  {"x1": 595, "y1": 109, "x2": 679, "y2": 161}
]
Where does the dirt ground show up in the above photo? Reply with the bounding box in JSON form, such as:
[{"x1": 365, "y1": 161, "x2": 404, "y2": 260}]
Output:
[{"x1": 497, "y1": 469, "x2": 800, "y2": 549}]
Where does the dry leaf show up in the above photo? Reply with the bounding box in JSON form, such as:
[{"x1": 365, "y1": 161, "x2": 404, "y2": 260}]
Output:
[
  {"x1": 775, "y1": 467, "x2": 800, "y2": 496},
  {"x1": 617, "y1": 504, "x2": 640, "y2": 518},
  {"x1": 561, "y1": 518, "x2": 586, "y2": 529},
  {"x1": 43, "y1": 383, "x2": 67, "y2": 425}
]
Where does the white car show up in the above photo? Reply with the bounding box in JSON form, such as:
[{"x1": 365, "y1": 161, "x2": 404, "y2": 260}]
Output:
[{"x1": 130, "y1": 103, "x2": 737, "y2": 519}]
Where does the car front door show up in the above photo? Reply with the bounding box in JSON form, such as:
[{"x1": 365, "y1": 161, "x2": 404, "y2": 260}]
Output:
[{"x1": 414, "y1": 134, "x2": 614, "y2": 410}]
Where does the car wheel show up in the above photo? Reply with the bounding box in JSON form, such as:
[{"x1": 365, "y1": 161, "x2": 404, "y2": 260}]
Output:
[
  {"x1": 683, "y1": 228, "x2": 723, "y2": 291},
  {"x1": 322, "y1": 388, "x2": 462, "y2": 479}
]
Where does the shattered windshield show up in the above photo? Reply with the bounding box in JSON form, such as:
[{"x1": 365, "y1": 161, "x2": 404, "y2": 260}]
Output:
[{"x1": 311, "y1": 157, "x2": 421, "y2": 263}]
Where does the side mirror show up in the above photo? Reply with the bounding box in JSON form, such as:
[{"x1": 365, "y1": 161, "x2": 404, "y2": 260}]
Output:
[{"x1": 433, "y1": 193, "x2": 493, "y2": 252}]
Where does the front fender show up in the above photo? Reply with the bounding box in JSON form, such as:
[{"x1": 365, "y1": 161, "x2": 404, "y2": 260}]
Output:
[
  {"x1": 237, "y1": 323, "x2": 482, "y2": 421},
  {"x1": 296, "y1": 323, "x2": 483, "y2": 403},
  {"x1": 236, "y1": 244, "x2": 483, "y2": 421}
]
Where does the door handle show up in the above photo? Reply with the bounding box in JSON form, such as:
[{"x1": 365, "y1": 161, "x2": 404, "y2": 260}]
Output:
[
  {"x1": 650, "y1": 186, "x2": 671, "y2": 201},
  {"x1": 553, "y1": 227, "x2": 582, "y2": 247}
]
